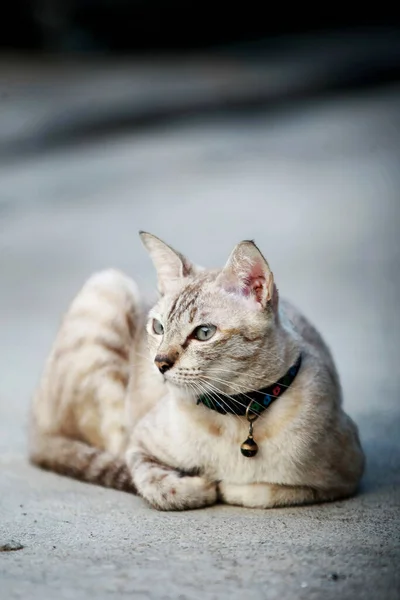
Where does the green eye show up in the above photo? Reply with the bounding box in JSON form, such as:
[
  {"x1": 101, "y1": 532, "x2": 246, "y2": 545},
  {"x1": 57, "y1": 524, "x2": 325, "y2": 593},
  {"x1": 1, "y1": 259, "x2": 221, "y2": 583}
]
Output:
[
  {"x1": 152, "y1": 319, "x2": 164, "y2": 335},
  {"x1": 193, "y1": 324, "x2": 217, "y2": 341}
]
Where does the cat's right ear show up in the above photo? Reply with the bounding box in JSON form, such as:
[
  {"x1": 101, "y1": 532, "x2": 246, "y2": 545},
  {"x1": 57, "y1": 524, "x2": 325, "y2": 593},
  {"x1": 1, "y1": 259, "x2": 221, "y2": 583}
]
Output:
[
  {"x1": 216, "y1": 240, "x2": 277, "y2": 311},
  {"x1": 139, "y1": 232, "x2": 197, "y2": 295}
]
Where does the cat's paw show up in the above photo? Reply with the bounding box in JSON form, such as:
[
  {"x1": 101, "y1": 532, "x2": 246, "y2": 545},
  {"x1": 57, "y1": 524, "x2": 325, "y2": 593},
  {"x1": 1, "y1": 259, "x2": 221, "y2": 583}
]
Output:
[
  {"x1": 172, "y1": 475, "x2": 218, "y2": 511},
  {"x1": 128, "y1": 449, "x2": 217, "y2": 510},
  {"x1": 135, "y1": 465, "x2": 217, "y2": 511},
  {"x1": 149, "y1": 473, "x2": 217, "y2": 511}
]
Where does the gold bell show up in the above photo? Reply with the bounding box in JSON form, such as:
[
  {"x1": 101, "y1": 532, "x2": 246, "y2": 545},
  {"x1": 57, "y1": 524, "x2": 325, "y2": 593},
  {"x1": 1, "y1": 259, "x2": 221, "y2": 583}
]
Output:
[
  {"x1": 240, "y1": 402, "x2": 259, "y2": 458},
  {"x1": 240, "y1": 436, "x2": 258, "y2": 457}
]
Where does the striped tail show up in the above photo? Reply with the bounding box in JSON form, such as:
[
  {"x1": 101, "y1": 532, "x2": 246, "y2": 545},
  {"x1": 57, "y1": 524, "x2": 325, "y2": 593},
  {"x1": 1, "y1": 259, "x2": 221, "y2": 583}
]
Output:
[{"x1": 29, "y1": 434, "x2": 136, "y2": 493}]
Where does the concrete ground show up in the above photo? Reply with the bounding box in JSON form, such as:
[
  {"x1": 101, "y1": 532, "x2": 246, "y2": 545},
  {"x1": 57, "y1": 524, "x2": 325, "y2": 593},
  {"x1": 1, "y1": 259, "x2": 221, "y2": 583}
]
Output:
[{"x1": 0, "y1": 61, "x2": 399, "y2": 598}]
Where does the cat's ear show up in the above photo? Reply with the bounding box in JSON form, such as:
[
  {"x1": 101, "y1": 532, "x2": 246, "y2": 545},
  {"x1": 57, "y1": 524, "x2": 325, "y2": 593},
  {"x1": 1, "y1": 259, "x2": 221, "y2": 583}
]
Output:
[
  {"x1": 216, "y1": 240, "x2": 276, "y2": 310},
  {"x1": 139, "y1": 232, "x2": 197, "y2": 295}
]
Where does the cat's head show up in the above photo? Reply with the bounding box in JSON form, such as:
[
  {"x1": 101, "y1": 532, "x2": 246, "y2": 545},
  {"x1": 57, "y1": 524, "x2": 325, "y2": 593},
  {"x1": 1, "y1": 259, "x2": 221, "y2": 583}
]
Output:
[{"x1": 140, "y1": 232, "x2": 280, "y2": 397}]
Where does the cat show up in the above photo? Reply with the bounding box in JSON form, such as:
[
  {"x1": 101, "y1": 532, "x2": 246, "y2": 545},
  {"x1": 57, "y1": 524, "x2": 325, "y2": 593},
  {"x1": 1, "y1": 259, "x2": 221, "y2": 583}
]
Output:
[{"x1": 29, "y1": 232, "x2": 365, "y2": 510}]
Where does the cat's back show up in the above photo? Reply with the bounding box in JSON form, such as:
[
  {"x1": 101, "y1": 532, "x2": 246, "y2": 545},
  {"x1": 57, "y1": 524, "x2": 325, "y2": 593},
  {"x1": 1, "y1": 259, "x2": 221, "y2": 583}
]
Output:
[{"x1": 31, "y1": 269, "x2": 143, "y2": 446}]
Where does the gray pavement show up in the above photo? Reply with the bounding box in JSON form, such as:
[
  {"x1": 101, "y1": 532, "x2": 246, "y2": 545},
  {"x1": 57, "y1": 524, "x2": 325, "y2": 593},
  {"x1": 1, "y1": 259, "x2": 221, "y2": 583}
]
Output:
[{"x1": 1, "y1": 75, "x2": 400, "y2": 598}]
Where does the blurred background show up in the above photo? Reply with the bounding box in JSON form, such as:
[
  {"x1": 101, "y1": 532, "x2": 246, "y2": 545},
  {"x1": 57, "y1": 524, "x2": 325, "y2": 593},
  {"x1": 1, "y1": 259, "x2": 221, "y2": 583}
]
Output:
[
  {"x1": 1, "y1": 5, "x2": 400, "y2": 598},
  {"x1": 1, "y1": 1, "x2": 400, "y2": 454},
  {"x1": 1, "y1": 3, "x2": 400, "y2": 448}
]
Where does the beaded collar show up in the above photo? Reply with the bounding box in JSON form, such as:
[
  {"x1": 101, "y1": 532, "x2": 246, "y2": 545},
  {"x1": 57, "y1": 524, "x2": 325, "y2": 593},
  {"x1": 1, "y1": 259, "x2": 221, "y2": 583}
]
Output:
[
  {"x1": 197, "y1": 354, "x2": 302, "y2": 457},
  {"x1": 197, "y1": 354, "x2": 302, "y2": 417}
]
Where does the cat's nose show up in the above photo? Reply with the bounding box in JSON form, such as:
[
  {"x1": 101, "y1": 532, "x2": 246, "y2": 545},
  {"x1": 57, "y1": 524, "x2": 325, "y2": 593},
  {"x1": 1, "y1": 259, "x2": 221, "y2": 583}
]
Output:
[{"x1": 155, "y1": 355, "x2": 174, "y2": 375}]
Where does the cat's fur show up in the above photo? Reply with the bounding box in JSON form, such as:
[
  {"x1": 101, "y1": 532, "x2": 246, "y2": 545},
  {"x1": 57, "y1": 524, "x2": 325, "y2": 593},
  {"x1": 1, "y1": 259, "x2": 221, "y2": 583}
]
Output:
[{"x1": 29, "y1": 233, "x2": 365, "y2": 510}]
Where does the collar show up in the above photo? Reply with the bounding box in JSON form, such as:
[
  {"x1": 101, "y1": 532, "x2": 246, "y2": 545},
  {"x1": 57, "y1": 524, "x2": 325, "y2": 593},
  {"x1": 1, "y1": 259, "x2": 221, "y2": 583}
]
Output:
[{"x1": 197, "y1": 354, "x2": 302, "y2": 417}]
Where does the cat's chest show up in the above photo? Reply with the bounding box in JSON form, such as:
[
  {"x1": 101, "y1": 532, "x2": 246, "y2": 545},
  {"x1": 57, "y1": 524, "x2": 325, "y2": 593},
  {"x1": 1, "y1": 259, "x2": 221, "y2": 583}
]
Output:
[
  {"x1": 155, "y1": 399, "x2": 296, "y2": 485},
  {"x1": 198, "y1": 426, "x2": 292, "y2": 484}
]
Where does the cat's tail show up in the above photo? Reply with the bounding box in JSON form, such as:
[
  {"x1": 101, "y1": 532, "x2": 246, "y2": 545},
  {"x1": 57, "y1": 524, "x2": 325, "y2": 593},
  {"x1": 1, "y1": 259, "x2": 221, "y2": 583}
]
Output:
[{"x1": 29, "y1": 433, "x2": 136, "y2": 493}]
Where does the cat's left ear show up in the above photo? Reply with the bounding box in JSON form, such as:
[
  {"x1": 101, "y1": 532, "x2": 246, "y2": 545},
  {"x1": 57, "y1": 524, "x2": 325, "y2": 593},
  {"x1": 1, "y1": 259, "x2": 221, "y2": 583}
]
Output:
[
  {"x1": 216, "y1": 240, "x2": 277, "y2": 310},
  {"x1": 139, "y1": 231, "x2": 199, "y2": 295}
]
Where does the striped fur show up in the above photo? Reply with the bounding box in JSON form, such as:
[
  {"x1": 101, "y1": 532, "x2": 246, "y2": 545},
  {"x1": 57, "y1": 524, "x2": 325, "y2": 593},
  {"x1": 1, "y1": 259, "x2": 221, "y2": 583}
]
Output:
[
  {"x1": 30, "y1": 234, "x2": 365, "y2": 510},
  {"x1": 30, "y1": 269, "x2": 140, "y2": 492},
  {"x1": 30, "y1": 432, "x2": 135, "y2": 492}
]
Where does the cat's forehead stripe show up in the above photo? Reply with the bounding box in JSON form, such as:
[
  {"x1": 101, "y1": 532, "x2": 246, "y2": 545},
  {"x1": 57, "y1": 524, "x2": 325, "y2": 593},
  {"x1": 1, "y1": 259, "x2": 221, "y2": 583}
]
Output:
[
  {"x1": 172, "y1": 290, "x2": 200, "y2": 321},
  {"x1": 188, "y1": 306, "x2": 197, "y2": 323},
  {"x1": 167, "y1": 272, "x2": 218, "y2": 322},
  {"x1": 167, "y1": 294, "x2": 180, "y2": 320},
  {"x1": 168, "y1": 282, "x2": 202, "y2": 321}
]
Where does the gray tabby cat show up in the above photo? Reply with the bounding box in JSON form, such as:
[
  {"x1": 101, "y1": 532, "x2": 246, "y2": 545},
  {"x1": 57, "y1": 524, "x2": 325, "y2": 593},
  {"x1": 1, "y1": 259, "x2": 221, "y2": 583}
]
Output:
[{"x1": 30, "y1": 232, "x2": 365, "y2": 510}]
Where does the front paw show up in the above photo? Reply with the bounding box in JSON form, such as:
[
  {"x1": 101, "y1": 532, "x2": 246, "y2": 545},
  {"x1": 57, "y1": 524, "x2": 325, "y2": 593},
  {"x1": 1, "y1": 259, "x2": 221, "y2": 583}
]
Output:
[
  {"x1": 130, "y1": 451, "x2": 218, "y2": 511},
  {"x1": 148, "y1": 474, "x2": 218, "y2": 511}
]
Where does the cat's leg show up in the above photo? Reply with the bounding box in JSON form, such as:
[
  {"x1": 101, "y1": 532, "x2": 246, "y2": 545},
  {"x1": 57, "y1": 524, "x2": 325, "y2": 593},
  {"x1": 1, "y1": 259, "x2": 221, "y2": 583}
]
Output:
[
  {"x1": 126, "y1": 449, "x2": 217, "y2": 511},
  {"x1": 218, "y1": 481, "x2": 353, "y2": 508}
]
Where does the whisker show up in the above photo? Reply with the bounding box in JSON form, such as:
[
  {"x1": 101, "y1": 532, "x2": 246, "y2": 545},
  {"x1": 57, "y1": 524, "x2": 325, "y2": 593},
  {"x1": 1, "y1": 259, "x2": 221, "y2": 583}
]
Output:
[
  {"x1": 202, "y1": 373, "x2": 288, "y2": 412},
  {"x1": 198, "y1": 379, "x2": 244, "y2": 420},
  {"x1": 191, "y1": 379, "x2": 219, "y2": 413},
  {"x1": 206, "y1": 352, "x2": 291, "y2": 382},
  {"x1": 198, "y1": 381, "x2": 219, "y2": 410},
  {"x1": 200, "y1": 388, "x2": 239, "y2": 419},
  {"x1": 202, "y1": 375, "x2": 263, "y2": 408},
  {"x1": 203, "y1": 379, "x2": 249, "y2": 412},
  {"x1": 187, "y1": 381, "x2": 202, "y2": 403},
  {"x1": 206, "y1": 368, "x2": 294, "y2": 392},
  {"x1": 191, "y1": 371, "x2": 249, "y2": 409}
]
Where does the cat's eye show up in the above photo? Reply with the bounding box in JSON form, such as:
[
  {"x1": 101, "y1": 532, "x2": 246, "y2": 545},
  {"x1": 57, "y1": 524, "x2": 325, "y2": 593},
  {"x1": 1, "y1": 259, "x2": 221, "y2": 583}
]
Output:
[
  {"x1": 192, "y1": 324, "x2": 217, "y2": 341},
  {"x1": 152, "y1": 319, "x2": 164, "y2": 335}
]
